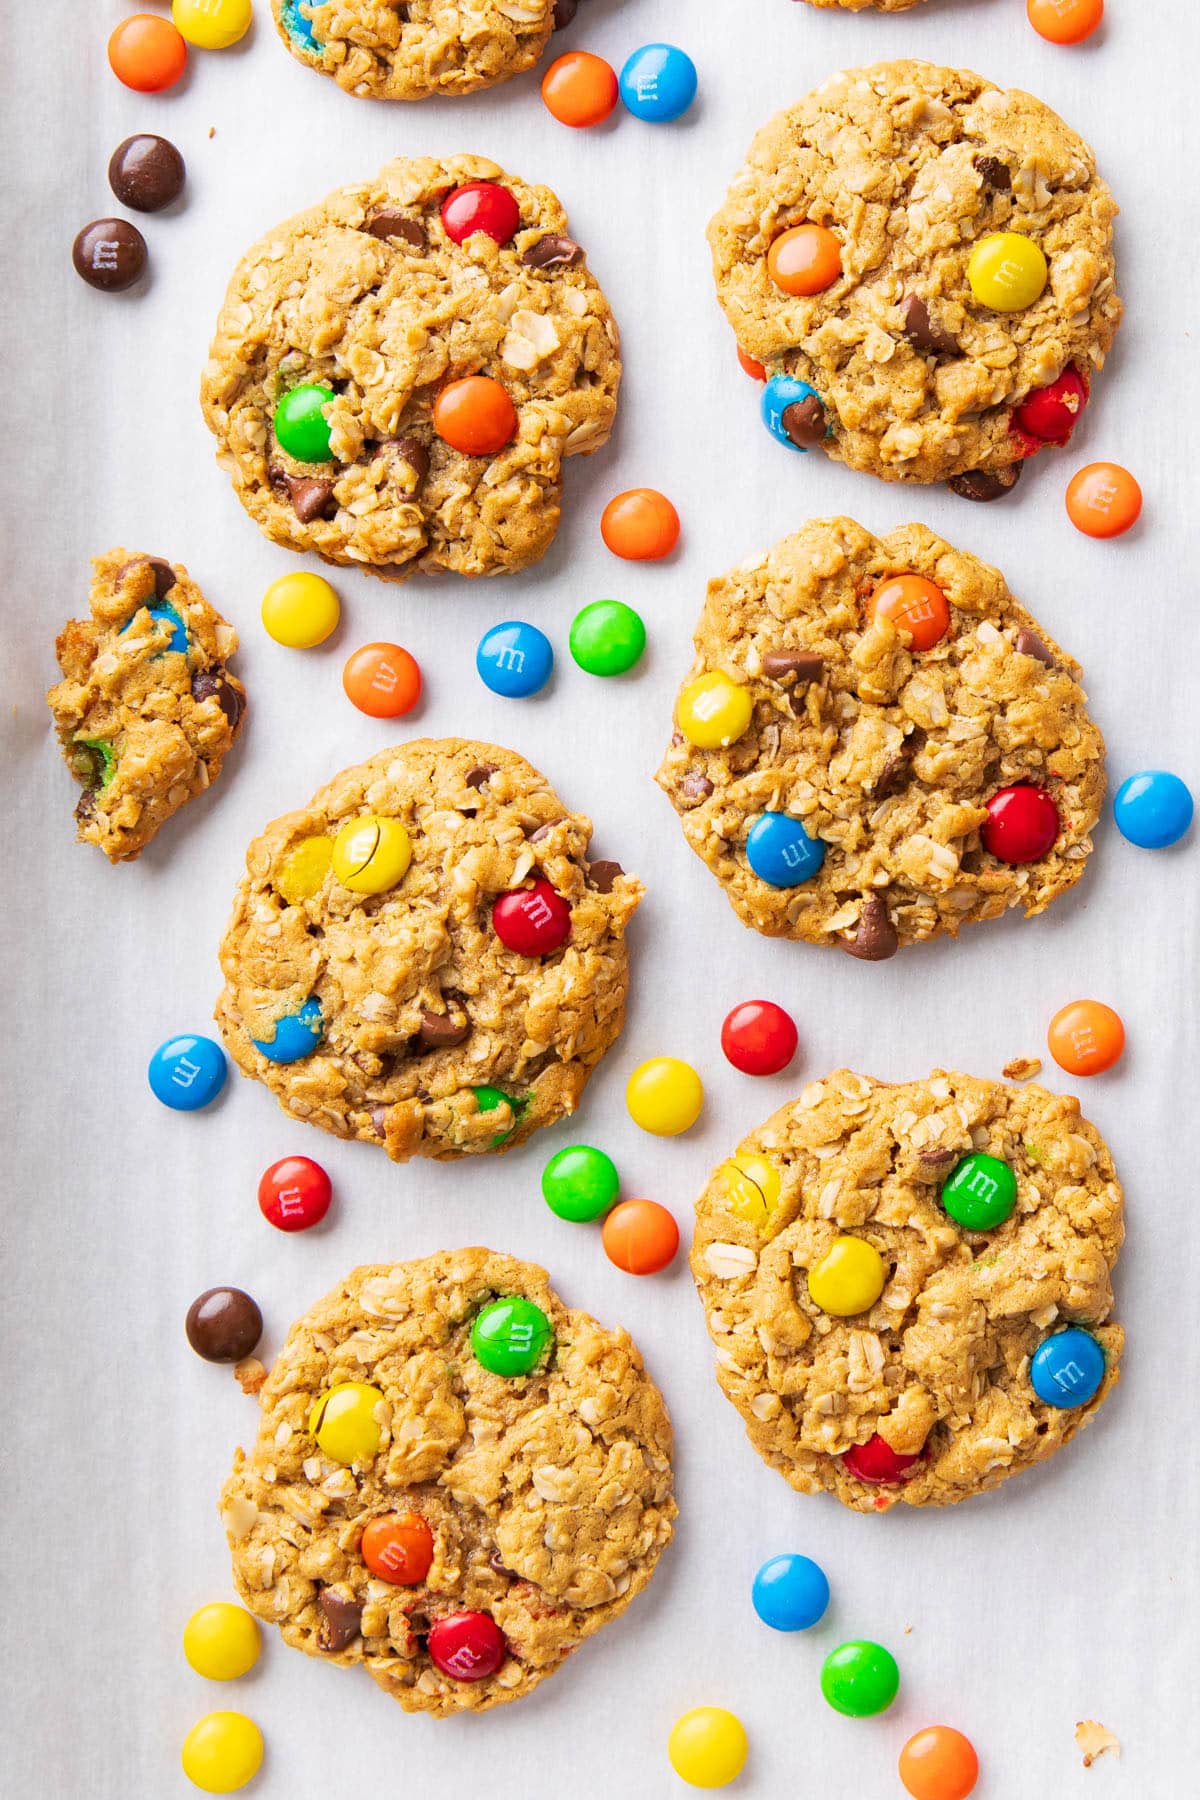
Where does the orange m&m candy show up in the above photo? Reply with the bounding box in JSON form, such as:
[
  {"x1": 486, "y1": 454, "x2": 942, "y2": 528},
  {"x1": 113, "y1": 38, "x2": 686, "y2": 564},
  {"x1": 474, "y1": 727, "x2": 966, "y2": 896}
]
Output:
[
  {"x1": 600, "y1": 488, "x2": 680, "y2": 561},
  {"x1": 767, "y1": 224, "x2": 842, "y2": 297},
  {"x1": 541, "y1": 51, "x2": 619, "y2": 128},
  {"x1": 899, "y1": 1726, "x2": 980, "y2": 1800},
  {"x1": 1027, "y1": 0, "x2": 1103, "y2": 45},
  {"x1": 1047, "y1": 1000, "x2": 1125, "y2": 1076},
  {"x1": 870, "y1": 575, "x2": 951, "y2": 651},
  {"x1": 1065, "y1": 462, "x2": 1142, "y2": 538},
  {"x1": 343, "y1": 643, "x2": 422, "y2": 719},
  {"x1": 109, "y1": 15, "x2": 188, "y2": 92},
  {"x1": 433, "y1": 377, "x2": 518, "y2": 457},
  {"x1": 736, "y1": 345, "x2": 766, "y2": 382},
  {"x1": 602, "y1": 1199, "x2": 680, "y2": 1275},
  {"x1": 362, "y1": 1511, "x2": 434, "y2": 1585}
]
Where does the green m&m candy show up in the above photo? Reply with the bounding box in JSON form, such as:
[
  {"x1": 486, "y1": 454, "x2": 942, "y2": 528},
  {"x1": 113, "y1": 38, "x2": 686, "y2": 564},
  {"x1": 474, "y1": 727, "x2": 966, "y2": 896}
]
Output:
[
  {"x1": 274, "y1": 383, "x2": 335, "y2": 462},
  {"x1": 820, "y1": 1640, "x2": 899, "y2": 1718},
  {"x1": 541, "y1": 1145, "x2": 619, "y2": 1222},
  {"x1": 472, "y1": 1084, "x2": 527, "y2": 1146},
  {"x1": 568, "y1": 600, "x2": 646, "y2": 677},
  {"x1": 471, "y1": 1297, "x2": 554, "y2": 1377},
  {"x1": 941, "y1": 1151, "x2": 1017, "y2": 1231}
]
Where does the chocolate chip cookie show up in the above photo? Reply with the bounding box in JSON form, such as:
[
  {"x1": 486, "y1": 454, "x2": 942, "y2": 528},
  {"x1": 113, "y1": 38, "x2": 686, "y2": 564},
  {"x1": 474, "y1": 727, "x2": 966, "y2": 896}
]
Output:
[
  {"x1": 46, "y1": 550, "x2": 245, "y2": 863},
  {"x1": 692, "y1": 1070, "x2": 1123, "y2": 1511},
  {"x1": 216, "y1": 740, "x2": 641, "y2": 1160},
  {"x1": 655, "y1": 518, "x2": 1105, "y2": 958},
  {"x1": 709, "y1": 61, "x2": 1121, "y2": 492},
  {"x1": 201, "y1": 155, "x2": 619, "y2": 581},
  {"x1": 221, "y1": 1248, "x2": 676, "y2": 1714}
]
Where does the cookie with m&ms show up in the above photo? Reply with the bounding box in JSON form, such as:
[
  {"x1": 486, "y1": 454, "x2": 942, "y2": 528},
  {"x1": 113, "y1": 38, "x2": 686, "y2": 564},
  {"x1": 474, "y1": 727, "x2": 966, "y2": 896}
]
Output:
[
  {"x1": 46, "y1": 550, "x2": 245, "y2": 863},
  {"x1": 691, "y1": 1070, "x2": 1123, "y2": 1510},
  {"x1": 216, "y1": 740, "x2": 641, "y2": 1160},
  {"x1": 794, "y1": 1, "x2": 927, "y2": 9},
  {"x1": 222, "y1": 1248, "x2": 675, "y2": 1715},
  {"x1": 656, "y1": 518, "x2": 1105, "y2": 956},
  {"x1": 201, "y1": 155, "x2": 619, "y2": 581},
  {"x1": 710, "y1": 61, "x2": 1120, "y2": 493}
]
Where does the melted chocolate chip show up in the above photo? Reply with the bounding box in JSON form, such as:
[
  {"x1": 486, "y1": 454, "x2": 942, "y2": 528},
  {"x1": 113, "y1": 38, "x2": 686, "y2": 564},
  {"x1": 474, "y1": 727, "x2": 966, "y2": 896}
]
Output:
[
  {"x1": 191, "y1": 668, "x2": 243, "y2": 727},
  {"x1": 522, "y1": 233, "x2": 583, "y2": 269},
  {"x1": 917, "y1": 1148, "x2": 957, "y2": 1176},
  {"x1": 526, "y1": 821, "x2": 558, "y2": 843},
  {"x1": 414, "y1": 1008, "x2": 470, "y2": 1051},
  {"x1": 841, "y1": 895, "x2": 899, "y2": 963},
  {"x1": 587, "y1": 860, "x2": 623, "y2": 893},
  {"x1": 185, "y1": 1287, "x2": 262, "y2": 1363},
  {"x1": 974, "y1": 154, "x2": 1013, "y2": 191},
  {"x1": 1015, "y1": 628, "x2": 1055, "y2": 668},
  {"x1": 283, "y1": 474, "x2": 337, "y2": 523},
  {"x1": 681, "y1": 772, "x2": 714, "y2": 801},
  {"x1": 762, "y1": 651, "x2": 825, "y2": 685},
  {"x1": 143, "y1": 558, "x2": 177, "y2": 597},
  {"x1": 465, "y1": 766, "x2": 496, "y2": 790},
  {"x1": 108, "y1": 134, "x2": 186, "y2": 213},
  {"x1": 902, "y1": 295, "x2": 961, "y2": 358},
  {"x1": 393, "y1": 435, "x2": 430, "y2": 485},
  {"x1": 873, "y1": 748, "x2": 914, "y2": 799},
  {"x1": 370, "y1": 1105, "x2": 389, "y2": 1137},
  {"x1": 490, "y1": 1551, "x2": 520, "y2": 1578},
  {"x1": 366, "y1": 210, "x2": 426, "y2": 248},
  {"x1": 317, "y1": 1590, "x2": 363, "y2": 1652},
  {"x1": 74, "y1": 789, "x2": 96, "y2": 822},
  {"x1": 781, "y1": 394, "x2": 826, "y2": 448},
  {"x1": 947, "y1": 462, "x2": 1023, "y2": 503}
]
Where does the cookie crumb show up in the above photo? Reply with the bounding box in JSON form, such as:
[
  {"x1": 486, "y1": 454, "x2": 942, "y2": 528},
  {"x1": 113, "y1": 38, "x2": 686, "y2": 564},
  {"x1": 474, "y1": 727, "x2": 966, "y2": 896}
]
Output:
[
  {"x1": 208, "y1": 126, "x2": 216, "y2": 139},
  {"x1": 234, "y1": 1356, "x2": 267, "y2": 1395},
  {"x1": 1075, "y1": 1720, "x2": 1120, "y2": 1767},
  {"x1": 1004, "y1": 1056, "x2": 1043, "y2": 1082}
]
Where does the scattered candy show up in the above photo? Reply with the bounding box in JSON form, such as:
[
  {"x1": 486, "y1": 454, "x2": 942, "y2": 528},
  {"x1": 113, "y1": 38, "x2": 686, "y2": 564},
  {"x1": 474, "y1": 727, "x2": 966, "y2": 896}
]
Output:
[
  {"x1": 899, "y1": 1727, "x2": 980, "y2": 1800},
  {"x1": 761, "y1": 374, "x2": 825, "y2": 451},
  {"x1": 619, "y1": 44, "x2": 697, "y2": 123},
  {"x1": 941, "y1": 1152, "x2": 1017, "y2": 1231},
  {"x1": 1047, "y1": 999, "x2": 1125, "y2": 1076},
  {"x1": 1113, "y1": 770, "x2": 1193, "y2": 848},
  {"x1": 331, "y1": 816, "x2": 412, "y2": 894},
  {"x1": 172, "y1": 0, "x2": 253, "y2": 48},
  {"x1": 73, "y1": 219, "x2": 147, "y2": 292},
  {"x1": 870, "y1": 574, "x2": 951, "y2": 652},
  {"x1": 820, "y1": 1640, "x2": 900, "y2": 1718},
  {"x1": 186, "y1": 1288, "x2": 262, "y2": 1363},
  {"x1": 541, "y1": 1145, "x2": 620, "y2": 1222},
  {"x1": 602, "y1": 1198, "x2": 680, "y2": 1275},
  {"x1": 109, "y1": 15, "x2": 188, "y2": 92},
  {"x1": 309, "y1": 1381, "x2": 384, "y2": 1463},
  {"x1": 427, "y1": 1611, "x2": 507, "y2": 1681},
  {"x1": 600, "y1": 487, "x2": 680, "y2": 561},
  {"x1": 843, "y1": 1434, "x2": 924, "y2": 1485},
  {"x1": 273, "y1": 383, "x2": 334, "y2": 463},
  {"x1": 1028, "y1": 0, "x2": 1103, "y2": 45},
  {"x1": 541, "y1": 51, "x2": 619, "y2": 127},
  {"x1": 719, "y1": 1153, "x2": 782, "y2": 1228},
  {"x1": 752, "y1": 1554, "x2": 830, "y2": 1632},
  {"x1": 476, "y1": 620, "x2": 554, "y2": 698},
  {"x1": 181, "y1": 1711, "x2": 263, "y2": 1793},
  {"x1": 471, "y1": 1297, "x2": 554, "y2": 1376},
  {"x1": 433, "y1": 375, "x2": 517, "y2": 455},
  {"x1": 746, "y1": 811, "x2": 826, "y2": 886},
  {"x1": 736, "y1": 344, "x2": 766, "y2": 381},
  {"x1": 1030, "y1": 1326, "x2": 1106, "y2": 1408},
  {"x1": 277, "y1": 836, "x2": 333, "y2": 903},
  {"x1": 720, "y1": 1000, "x2": 798, "y2": 1076},
  {"x1": 968, "y1": 233, "x2": 1048, "y2": 312},
  {"x1": 261, "y1": 570, "x2": 340, "y2": 648},
  {"x1": 362, "y1": 1511, "x2": 434, "y2": 1585},
  {"x1": 981, "y1": 785, "x2": 1059, "y2": 863},
  {"x1": 343, "y1": 642, "x2": 422, "y2": 717},
  {"x1": 625, "y1": 1057, "x2": 703, "y2": 1136},
  {"x1": 569, "y1": 600, "x2": 646, "y2": 676},
  {"x1": 1065, "y1": 461, "x2": 1143, "y2": 537},
  {"x1": 108, "y1": 134, "x2": 186, "y2": 212},
  {"x1": 668, "y1": 1707, "x2": 748, "y2": 1790},
  {"x1": 183, "y1": 1604, "x2": 261, "y2": 1682},
  {"x1": 258, "y1": 1155, "x2": 332, "y2": 1232},
  {"x1": 767, "y1": 222, "x2": 842, "y2": 297},
  {"x1": 441, "y1": 182, "x2": 519, "y2": 247},
  {"x1": 149, "y1": 1034, "x2": 227, "y2": 1111},
  {"x1": 807, "y1": 1236, "x2": 886, "y2": 1316},
  {"x1": 492, "y1": 880, "x2": 571, "y2": 955},
  {"x1": 252, "y1": 996, "x2": 324, "y2": 1064},
  {"x1": 677, "y1": 671, "x2": 752, "y2": 749},
  {"x1": 1014, "y1": 367, "x2": 1087, "y2": 443}
]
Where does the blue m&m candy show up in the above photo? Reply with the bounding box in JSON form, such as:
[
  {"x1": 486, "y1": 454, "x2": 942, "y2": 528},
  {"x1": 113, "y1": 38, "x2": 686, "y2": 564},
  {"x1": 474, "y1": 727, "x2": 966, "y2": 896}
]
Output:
[
  {"x1": 252, "y1": 997, "x2": 324, "y2": 1065},
  {"x1": 746, "y1": 812, "x2": 826, "y2": 886},
  {"x1": 476, "y1": 621, "x2": 553, "y2": 698},
  {"x1": 619, "y1": 45, "x2": 697, "y2": 123},
  {"x1": 120, "y1": 601, "x2": 187, "y2": 657},
  {"x1": 281, "y1": 0, "x2": 321, "y2": 50},
  {"x1": 149, "y1": 1034, "x2": 227, "y2": 1111},
  {"x1": 752, "y1": 1555, "x2": 829, "y2": 1632},
  {"x1": 761, "y1": 375, "x2": 825, "y2": 453},
  {"x1": 1113, "y1": 770, "x2": 1194, "y2": 849},
  {"x1": 1030, "y1": 1327, "x2": 1106, "y2": 1409}
]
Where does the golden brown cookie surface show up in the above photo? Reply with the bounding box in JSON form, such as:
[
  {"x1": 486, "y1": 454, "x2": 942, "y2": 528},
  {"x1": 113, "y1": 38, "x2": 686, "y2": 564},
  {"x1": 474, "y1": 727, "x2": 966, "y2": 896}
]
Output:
[{"x1": 271, "y1": 1, "x2": 566, "y2": 101}]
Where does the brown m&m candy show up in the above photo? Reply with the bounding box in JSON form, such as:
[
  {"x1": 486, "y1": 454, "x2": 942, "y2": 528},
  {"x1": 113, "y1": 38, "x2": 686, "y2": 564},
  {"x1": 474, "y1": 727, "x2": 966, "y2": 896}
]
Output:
[
  {"x1": 186, "y1": 1287, "x2": 263, "y2": 1363},
  {"x1": 108, "y1": 134, "x2": 186, "y2": 212},
  {"x1": 72, "y1": 219, "x2": 147, "y2": 292}
]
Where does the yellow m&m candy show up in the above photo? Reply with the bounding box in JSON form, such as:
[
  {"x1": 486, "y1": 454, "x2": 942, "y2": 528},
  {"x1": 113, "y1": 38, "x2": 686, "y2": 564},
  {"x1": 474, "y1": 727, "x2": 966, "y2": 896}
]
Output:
[
  {"x1": 172, "y1": 0, "x2": 253, "y2": 49},
  {"x1": 677, "y1": 672, "x2": 753, "y2": 749},
  {"x1": 668, "y1": 1707, "x2": 749, "y2": 1789},
  {"x1": 626, "y1": 1057, "x2": 704, "y2": 1136},
  {"x1": 181, "y1": 1712, "x2": 263, "y2": 1794},
  {"x1": 309, "y1": 1381, "x2": 384, "y2": 1464},
  {"x1": 807, "y1": 1236, "x2": 886, "y2": 1316},
  {"x1": 261, "y1": 571, "x2": 340, "y2": 648},
  {"x1": 276, "y1": 835, "x2": 333, "y2": 904},
  {"x1": 331, "y1": 816, "x2": 411, "y2": 894},
  {"x1": 719, "y1": 1153, "x2": 782, "y2": 1229},
  {"x1": 967, "y1": 233, "x2": 1048, "y2": 312},
  {"x1": 183, "y1": 1604, "x2": 260, "y2": 1681}
]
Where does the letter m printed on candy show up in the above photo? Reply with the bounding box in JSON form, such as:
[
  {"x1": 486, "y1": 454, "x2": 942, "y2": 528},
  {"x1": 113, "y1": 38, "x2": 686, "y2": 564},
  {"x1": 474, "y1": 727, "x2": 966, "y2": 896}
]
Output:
[
  {"x1": 965, "y1": 1166, "x2": 999, "y2": 1203},
  {"x1": 172, "y1": 1055, "x2": 202, "y2": 1089},
  {"x1": 495, "y1": 645, "x2": 526, "y2": 673}
]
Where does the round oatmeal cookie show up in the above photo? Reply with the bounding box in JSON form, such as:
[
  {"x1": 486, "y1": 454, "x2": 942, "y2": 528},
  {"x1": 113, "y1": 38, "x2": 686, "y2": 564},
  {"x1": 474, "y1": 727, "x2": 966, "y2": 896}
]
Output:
[
  {"x1": 221, "y1": 1248, "x2": 676, "y2": 1715},
  {"x1": 795, "y1": 1, "x2": 926, "y2": 11},
  {"x1": 216, "y1": 739, "x2": 641, "y2": 1160},
  {"x1": 200, "y1": 154, "x2": 620, "y2": 581},
  {"x1": 691, "y1": 1070, "x2": 1124, "y2": 1511},
  {"x1": 709, "y1": 61, "x2": 1121, "y2": 491},
  {"x1": 655, "y1": 518, "x2": 1105, "y2": 958}
]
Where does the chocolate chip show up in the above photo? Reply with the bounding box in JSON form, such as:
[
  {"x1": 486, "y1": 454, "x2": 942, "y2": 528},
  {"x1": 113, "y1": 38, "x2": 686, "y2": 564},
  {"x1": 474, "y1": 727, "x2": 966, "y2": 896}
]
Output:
[
  {"x1": 283, "y1": 475, "x2": 337, "y2": 522},
  {"x1": 393, "y1": 435, "x2": 430, "y2": 485},
  {"x1": 841, "y1": 896, "x2": 899, "y2": 962},
  {"x1": 917, "y1": 1147, "x2": 957, "y2": 1175},
  {"x1": 108, "y1": 135, "x2": 185, "y2": 213},
  {"x1": 72, "y1": 218, "x2": 147, "y2": 292},
  {"x1": 317, "y1": 1590, "x2": 363, "y2": 1652},
  {"x1": 762, "y1": 651, "x2": 825, "y2": 684},
  {"x1": 553, "y1": 0, "x2": 578, "y2": 27},
  {"x1": 902, "y1": 296, "x2": 961, "y2": 358},
  {"x1": 873, "y1": 748, "x2": 914, "y2": 799},
  {"x1": 587, "y1": 860, "x2": 623, "y2": 893},
  {"x1": 370, "y1": 1105, "x2": 389, "y2": 1136},
  {"x1": 489, "y1": 1551, "x2": 520, "y2": 1578},
  {"x1": 681, "y1": 772, "x2": 714, "y2": 801},
  {"x1": 947, "y1": 462, "x2": 1023, "y2": 503},
  {"x1": 75, "y1": 789, "x2": 96, "y2": 821},
  {"x1": 522, "y1": 233, "x2": 583, "y2": 269},
  {"x1": 526, "y1": 821, "x2": 557, "y2": 843},
  {"x1": 1015, "y1": 628, "x2": 1055, "y2": 668},
  {"x1": 185, "y1": 1287, "x2": 262, "y2": 1363},
  {"x1": 414, "y1": 1007, "x2": 470, "y2": 1051},
  {"x1": 465, "y1": 766, "x2": 496, "y2": 790},
  {"x1": 974, "y1": 154, "x2": 1012, "y2": 191},
  {"x1": 191, "y1": 668, "x2": 243, "y2": 727},
  {"x1": 366, "y1": 210, "x2": 426, "y2": 248},
  {"x1": 781, "y1": 394, "x2": 826, "y2": 448}
]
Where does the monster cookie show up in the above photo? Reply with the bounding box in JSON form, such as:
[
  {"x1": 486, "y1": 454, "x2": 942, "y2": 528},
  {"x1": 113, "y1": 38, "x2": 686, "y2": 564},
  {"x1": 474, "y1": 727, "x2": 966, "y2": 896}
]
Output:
[
  {"x1": 656, "y1": 518, "x2": 1104, "y2": 957},
  {"x1": 221, "y1": 1248, "x2": 676, "y2": 1714},
  {"x1": 201, "y1": 155, "x2": 619, "y2": 581},
  {"x1": 216, "y1": 740, "x2": 641, "y2": 1159},
  {"x1": 710, "y1": 61, "x2": 1121, "y2": 492},
  {"x1": 691, "y1": 1071, "x2": 1123, "y2": 1510},
  {"x1": 46, "y1": 550, "x2": 245, "y2": 863},
  {"x1": 793, "y1": 1, "x2": 926, "y2": 10}
]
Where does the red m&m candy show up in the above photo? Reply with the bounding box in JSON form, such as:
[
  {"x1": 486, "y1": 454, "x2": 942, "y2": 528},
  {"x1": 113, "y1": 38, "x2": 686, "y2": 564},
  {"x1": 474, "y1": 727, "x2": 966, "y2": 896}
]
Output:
[
  {"x1": 427, "y1": 1611, "x2": 506, "y2": 1682},
  {"x1": 492, "y1": 880, "x2": 571, "y2": 955},
  {"x1": 982, "y1": 785, "x2": 1060, "y2": 863},
  {"x1": 258, "y1": 1156, "x2": 332, "y2": 1232},
  {"x1": 440, "y1": 183, "x2": 520, "y2": 247},
  {"x1": 1014, "y1": 367, "x2": 1087, "y2": 443},
  {"x1": 721, "y1": 1000, "x2": 798, "y2": 1076},
  {"x1": 843, "y1": 1434, "x2": 924, "y2": 1484}
]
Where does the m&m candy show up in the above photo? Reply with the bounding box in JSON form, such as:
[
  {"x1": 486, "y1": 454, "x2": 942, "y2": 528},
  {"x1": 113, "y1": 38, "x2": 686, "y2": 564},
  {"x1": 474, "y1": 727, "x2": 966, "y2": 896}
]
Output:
[
  {"x1": 261, "y1": 571, "x2": 340, "y2": 648},
  {"x1": 668, "y1": 1707, "x2": 748, "y2": 1789},
  {"x1": 761, "y1": 374, "x2": 825, "y2": 451},
  {"x1": 427, "y1": 1611, "x2": 506, "y2": 1681},
  {"x1": 183, "y1": 1604, "x2": 261, "y2": 1681},
  {"x1": 541, "y1": 1145, "x2": 619, "y2": 1222},
  {"x1": 471, "y1": 1297, "x2": 554, "y2": 1376},
  {"x1": 1047, "y1": 999, "x2": 1125, "y2": 1076},
  {"x1": 1014, "y1": 367, "x2": 1087, "y2": 443},
  {"x1": 941, "y1": 1152, "x2": 1017, "y2": 1231},
  {"x1": 476, "y1": 621, "x2": 553, "y2": 697},
  {"x1": 981, "y1": 785, "x2": 1059, "y2": 863},
  {"x1": 600, "y1": 487, "x2": 680, "y2": 560},
  {"x1": 820, "y1": 1640, "x2": 900, "y2": 1718},
  {"x1": 752, "y1": 1554, "x2": 830, "y2": 1632},
  {"x1": 258, "y1": 1155, "x2": 332, "y2": 1232},
  {"x1": 602, "y1": 1198, "x2": 680, "y2": 1275},
  {"x1": 719, "y1": 1153, "x2": 782, "y2": 1229},
  {"x1": 280, "y1": 0, "x2": 319, "y2": 50},
  {"x1": 73, "y1": 219, "x2": 148, "y2": 292},
  {"x1": 677, "y1": 672, "x2": 752, "y2": 749},
  {"x1": 1065, "y1": 462, "x2": 1143, "y2": 538},
  {"x1": 626, "y1": 1057, "x2": 703, "y2": 1136},
  {"x1": 252, "y1": 996, "x2": 324, "y2": 1063},
  {"x1": 967, "y1": 233, "x2": 1048, "y2": 311},
  {"x1": 181, "y1": 1712, "x2": 263, "y2": 1794},
  {"x1": 433, "y1": 376, "x2": 517, "y2": 456},
  {"x1": 569, "y1": 601, "x2": 646, "y2": 676},
  {"x1": 807, "y1": 1237, "x2": 886, "y2": 1316},
  {"x1": 843, "y1": 1434, "x2": 925, "y2": 1485},
  {"x1": 767, "y1": 223, "x2": 842, "y2": 297},
  {"x1": 343, "y1": 642, "x2": 422, "y2": 717},
  {"x1": 870, "y1": 574, "x2": 950, "y2": 652},
  {"x1": 310, "y1": 1382, "x2": 384, "y2": 1463},
  {"x1": 899, "y1": 1727, "x2": 980, "y2": 1800},
  {"x1": 362, "y1": 1511, "x2": 434, "y2": 1585},
  {"x1": 1030, "y1": 1326, "x2": 1106, "y2": 1408},
  {"x1": 492, "y1": 880, "x2": 571, "y2": 955},
  {"x1": 273, "y1": 384, "x2": 334, "y2": 463},
  {"x1": 109, "y1": 15, "x2": 188, "y2": 92},
  {"x1": 737, "y1": 344, "x2": 766, "y2": 382},
  {"x1": 1028, "y1": 0, "x2": 1103, "y2": 44},
  {"x1": 440, "y1": 183, "x2": 520, "y2": 247},
  {"x1": 619, "y1": 44, "x2": 698, "y2": 123},
  {"x1": 149, "y1": 1034, "x2": 227, "y2": 1111},
  {"x1": 721, "y1": 1000, "x2": 798, "y2": 1076},
  {"x1": 541, "y1": 51, "x2": 619, "y2": 127},
  {"x1": 172, "y1": 0, "x2": 253, "y2": 49},
  {"x1": 1113, "y1": 770, "x2": 1194, "y2": 848},
  {"x1": 746, "y1": 812, "x2": 826, "y2": 886},
  {"x1": 185, "y1": 1288, "x2": 262, "y2": 1364},
  {"x1": 332, "y1": 816, "x2": 412, "y2": 894}
]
